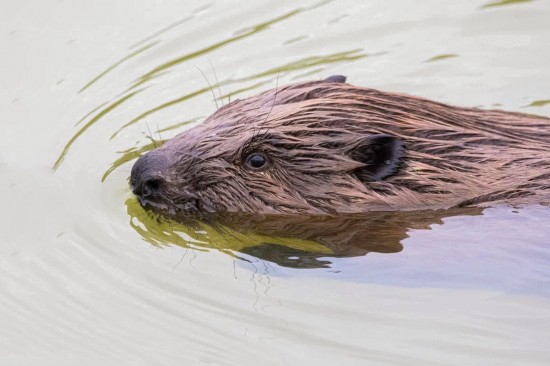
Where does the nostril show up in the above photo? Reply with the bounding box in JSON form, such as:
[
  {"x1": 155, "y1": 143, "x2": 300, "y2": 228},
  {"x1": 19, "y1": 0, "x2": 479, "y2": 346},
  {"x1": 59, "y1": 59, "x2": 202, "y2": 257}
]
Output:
[{"x1": 142, "y1": 178, "x2": 163, "y2": 197}]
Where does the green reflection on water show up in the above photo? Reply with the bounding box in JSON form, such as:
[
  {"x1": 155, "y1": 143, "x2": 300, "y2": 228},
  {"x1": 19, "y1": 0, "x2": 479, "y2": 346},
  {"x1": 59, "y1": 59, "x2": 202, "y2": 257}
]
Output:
[
  {"x1": 111, "y1": 49, "x2": 365, "y2": 139},
  {"x1": 74, "y1": 101, "x2": 107, "y2": 127},
  {"x1": 125, "y1": 199, "x2": 482, "y2": 269},
  {"x1": 525, "y1": 99, "x2": 550, "y2": 107},
  {"x1": 126, "y1": 197, "x2": 332, "y2": 255},
  {"x1": 218, "y1": 80, "x2": 273, "y2": 102},
  {"x1": 425, "y1": 54, "x2": 459, "y2": 63},
  {"x1": 291, "y1": 68, "x2": 326, "y2": 80},
  {"x1": 283, "y1": 35, "x2": 307, "y2": 45},
  {"x1": 482, "y1": 0, "x2": 532, "y2": 8},
  {"x1": 132, "y1": 9, "x2": 303, "y2": 88},
  {"x1": 239, "y1": 49, "x2": 366, "y2": 81},
  {"x1": 156, "y1": 118, "x2": 201, "y2": 134},
  {"x1": 129, "y1": 4, "x2": 214, "y2": 50},
  {"x1": 53, "y1": 89, "x2": 143, "y2": 170},
  {"x1": 102, "y1": 141, "x2": 166, "y2": 182},
  {"x1": 110, "y1": 86, "x2": 211, "y2": 139},
  {"x1": 79, "y1": 42, "x2": 158, "y2": 93}
]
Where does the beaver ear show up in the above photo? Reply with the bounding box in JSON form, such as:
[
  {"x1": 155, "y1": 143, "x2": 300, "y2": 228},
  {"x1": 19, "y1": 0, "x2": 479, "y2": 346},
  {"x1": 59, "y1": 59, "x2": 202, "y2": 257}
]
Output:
[
  {"x1": 325, "y1": 75, "x2": 347, "y2": 83},
  {"x1": 350, "y1": 134, "x2": 404, "y2": 181}
]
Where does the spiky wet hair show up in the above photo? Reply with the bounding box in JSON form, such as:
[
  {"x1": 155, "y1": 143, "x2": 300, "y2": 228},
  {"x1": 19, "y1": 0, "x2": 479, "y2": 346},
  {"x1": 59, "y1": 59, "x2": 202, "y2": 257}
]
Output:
[{"x1": 133, "y1": 76, "x2": 550, "y2": 214}]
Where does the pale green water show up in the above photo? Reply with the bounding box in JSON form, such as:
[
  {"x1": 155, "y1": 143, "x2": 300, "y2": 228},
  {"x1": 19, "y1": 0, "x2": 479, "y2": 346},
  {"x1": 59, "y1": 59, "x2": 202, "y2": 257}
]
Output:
[{"x1": 1, "y1": 0, "x2": 550, "y2": 365}]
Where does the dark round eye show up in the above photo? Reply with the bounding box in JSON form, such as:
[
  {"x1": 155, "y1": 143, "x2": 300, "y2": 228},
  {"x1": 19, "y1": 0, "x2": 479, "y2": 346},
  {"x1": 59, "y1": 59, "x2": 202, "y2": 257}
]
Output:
[{"x1": 245, "y1": 153, "x2": 268, "y2": 169}]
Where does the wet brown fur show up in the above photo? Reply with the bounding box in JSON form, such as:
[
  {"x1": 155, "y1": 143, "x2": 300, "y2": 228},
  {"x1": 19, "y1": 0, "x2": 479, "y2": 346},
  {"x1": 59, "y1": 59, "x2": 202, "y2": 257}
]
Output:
[{"x1": 135, "y1": 79, "x2": 550, "y2": 214}]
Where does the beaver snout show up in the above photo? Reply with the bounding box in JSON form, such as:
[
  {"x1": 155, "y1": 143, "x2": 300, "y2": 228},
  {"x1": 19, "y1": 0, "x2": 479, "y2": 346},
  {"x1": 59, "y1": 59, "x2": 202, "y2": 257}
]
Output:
[{"x1": 130, "y1": 151, "x2": 171, "y2": 203}]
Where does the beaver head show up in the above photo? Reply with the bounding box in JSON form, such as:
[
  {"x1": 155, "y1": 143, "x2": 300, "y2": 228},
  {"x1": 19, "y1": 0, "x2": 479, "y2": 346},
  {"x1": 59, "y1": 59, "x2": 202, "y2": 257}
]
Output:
[{"x1": 130, "y1": 75, "x2": 550, "y2": 215}]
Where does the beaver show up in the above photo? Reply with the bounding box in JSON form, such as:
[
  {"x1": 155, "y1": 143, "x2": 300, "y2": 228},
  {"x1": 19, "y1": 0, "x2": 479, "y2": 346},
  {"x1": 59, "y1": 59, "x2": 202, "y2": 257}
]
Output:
[{"x1": 130, "y1": 75, "x2": 550, "y2": 215}]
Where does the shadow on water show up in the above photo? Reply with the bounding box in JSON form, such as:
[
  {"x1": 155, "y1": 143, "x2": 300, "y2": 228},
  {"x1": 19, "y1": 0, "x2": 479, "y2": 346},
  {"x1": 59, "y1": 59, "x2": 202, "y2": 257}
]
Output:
[{"x1": 126, "y1": 197, "x2": 482, "y2": 269}]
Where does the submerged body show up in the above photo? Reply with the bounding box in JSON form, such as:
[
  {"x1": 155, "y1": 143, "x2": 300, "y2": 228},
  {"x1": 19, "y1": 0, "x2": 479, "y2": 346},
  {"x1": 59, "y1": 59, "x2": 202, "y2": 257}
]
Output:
[{"x1": 130, "y1": 76, "x2": 550, "y2": 215}]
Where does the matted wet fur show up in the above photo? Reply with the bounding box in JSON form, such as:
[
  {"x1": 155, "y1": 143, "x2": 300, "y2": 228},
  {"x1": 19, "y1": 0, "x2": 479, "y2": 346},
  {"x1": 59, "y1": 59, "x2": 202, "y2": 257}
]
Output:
[{"x1": 130, "y1": 76, "x2": 550, "y2": 215}]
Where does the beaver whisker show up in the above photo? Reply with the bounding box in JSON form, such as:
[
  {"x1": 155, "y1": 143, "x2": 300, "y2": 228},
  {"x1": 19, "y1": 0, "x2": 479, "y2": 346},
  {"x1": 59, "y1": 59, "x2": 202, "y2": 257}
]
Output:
[
  {"x1": 156, "y1": 122, "x2": 163, "y2": 142},
  {"x1": 208, "y1": 61, "x2": 223, "y2": 107},
  {"x1": 144, "y1": 122, "x2": 159, "y2": 148},
  {"x1": 196, "y1": 65, "x2": 219, "y2": 110},
  {"x1": 247, "y1": 73, "x2": 281, "y2": 152}
]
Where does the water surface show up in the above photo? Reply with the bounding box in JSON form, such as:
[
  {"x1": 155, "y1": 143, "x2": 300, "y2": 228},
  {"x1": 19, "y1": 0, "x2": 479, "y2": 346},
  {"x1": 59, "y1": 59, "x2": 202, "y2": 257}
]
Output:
[{"x1": 1, "y1": 0, "x2": 550, "y2": 365}]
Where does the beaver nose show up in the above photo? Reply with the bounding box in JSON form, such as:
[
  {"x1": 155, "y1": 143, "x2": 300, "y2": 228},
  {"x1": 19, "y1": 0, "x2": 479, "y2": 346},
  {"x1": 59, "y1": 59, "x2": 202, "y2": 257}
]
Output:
[
  {"x1": 136, "y1": 177, "x2": 163, "y2": 198},
  {"x1": 130, "y1": 151, "x2": 170, "y2": 199}
]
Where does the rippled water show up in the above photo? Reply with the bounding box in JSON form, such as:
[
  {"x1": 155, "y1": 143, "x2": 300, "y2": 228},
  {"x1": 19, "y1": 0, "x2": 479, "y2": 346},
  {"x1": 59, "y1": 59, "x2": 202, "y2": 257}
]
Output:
[{"x1": 2, "y1": 0, "x2": 550, "y2": 365}]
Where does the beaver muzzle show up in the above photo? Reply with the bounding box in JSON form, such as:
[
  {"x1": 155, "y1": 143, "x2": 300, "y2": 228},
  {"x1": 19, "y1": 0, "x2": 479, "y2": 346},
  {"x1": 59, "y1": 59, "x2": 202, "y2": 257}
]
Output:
[
  {"x1": 131, "y1": 150, "x2": 204, "y2": 214},
  {"x1": 130, "y1": 151, "x2": 172, "y2": 207}
]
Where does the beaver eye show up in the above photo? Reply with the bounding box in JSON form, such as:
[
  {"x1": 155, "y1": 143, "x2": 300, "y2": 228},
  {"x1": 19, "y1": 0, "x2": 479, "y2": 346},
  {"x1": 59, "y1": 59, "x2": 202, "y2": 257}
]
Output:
[{"x1": 245, "y1": 152, "x2": 269, "y2": 169}]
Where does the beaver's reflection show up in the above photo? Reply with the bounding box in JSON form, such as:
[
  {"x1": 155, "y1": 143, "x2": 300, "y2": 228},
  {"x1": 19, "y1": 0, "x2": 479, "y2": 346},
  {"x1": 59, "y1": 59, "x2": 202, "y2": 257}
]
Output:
[
  {"x1": 173, "y1": 208, "x2": 483, "y2": 269},
  {"x1": 127, "y1": 198, "x2": 482, "y2": 269}
]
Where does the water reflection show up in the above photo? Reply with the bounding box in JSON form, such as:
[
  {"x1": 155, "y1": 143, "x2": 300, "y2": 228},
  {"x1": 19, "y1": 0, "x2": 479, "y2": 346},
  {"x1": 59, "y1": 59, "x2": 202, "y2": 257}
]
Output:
[
  {"x1": 127, "y1": 198, "x2": 482, "y2": 269},
  {"x1": 482, "y1": 0, "x2": 533, "y2": 9}
]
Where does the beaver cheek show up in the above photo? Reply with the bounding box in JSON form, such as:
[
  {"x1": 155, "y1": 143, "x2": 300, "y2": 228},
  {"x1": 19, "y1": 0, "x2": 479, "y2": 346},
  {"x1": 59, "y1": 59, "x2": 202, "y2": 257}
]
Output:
[{"x1": 195, "y1": 194, "x2": 216, "y2": 213}]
